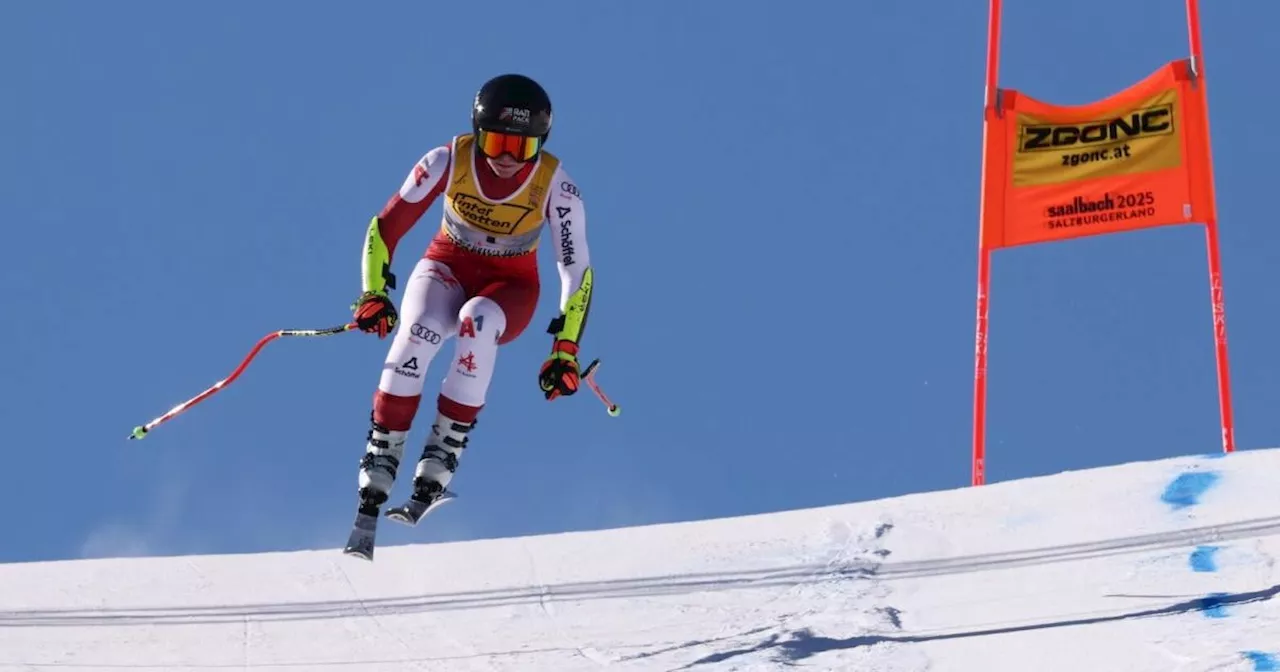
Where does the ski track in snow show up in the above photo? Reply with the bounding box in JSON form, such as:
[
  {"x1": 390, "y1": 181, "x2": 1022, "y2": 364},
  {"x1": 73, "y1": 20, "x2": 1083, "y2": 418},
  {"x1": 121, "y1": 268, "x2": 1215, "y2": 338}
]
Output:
[
  {"x1": 522, "y1": 539, "x2": 614, "y2": 667},
  {"x1": 0, "y1": 450, "x2": 1279, "y2": 670},
  {"x1": 331, "y1": 558, "x2": 437, "y2": 672}
]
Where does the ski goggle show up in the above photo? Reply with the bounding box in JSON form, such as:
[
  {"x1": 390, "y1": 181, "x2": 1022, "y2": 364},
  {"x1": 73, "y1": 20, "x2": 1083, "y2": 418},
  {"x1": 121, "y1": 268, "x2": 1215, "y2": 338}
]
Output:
[{"x1": 476, "y1": 129, "x2": 541, "y2": 161}]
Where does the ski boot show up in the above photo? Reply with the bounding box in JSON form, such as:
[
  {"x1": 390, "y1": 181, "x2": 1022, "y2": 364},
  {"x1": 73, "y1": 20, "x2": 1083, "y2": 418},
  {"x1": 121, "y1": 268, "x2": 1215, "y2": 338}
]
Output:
[
  {"x1": 385, "y1": 411, "x2": 473, "y2": 526},
  {"x1": 343, "y1": 412, "x2": 407, "y2": 560}
]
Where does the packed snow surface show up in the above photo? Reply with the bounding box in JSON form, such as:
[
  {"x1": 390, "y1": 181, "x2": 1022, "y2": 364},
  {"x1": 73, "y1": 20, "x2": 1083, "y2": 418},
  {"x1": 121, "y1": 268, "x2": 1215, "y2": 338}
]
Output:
[{"x1": 2, "y1": 449, "x2": 1279, "y2": 670}]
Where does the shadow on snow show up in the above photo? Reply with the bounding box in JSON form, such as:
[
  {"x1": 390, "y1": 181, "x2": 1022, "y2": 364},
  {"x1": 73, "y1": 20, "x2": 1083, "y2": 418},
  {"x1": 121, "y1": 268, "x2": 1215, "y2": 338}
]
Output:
[{"x1": 677, "y1": 585, "x2": 1280, "y2": 668}]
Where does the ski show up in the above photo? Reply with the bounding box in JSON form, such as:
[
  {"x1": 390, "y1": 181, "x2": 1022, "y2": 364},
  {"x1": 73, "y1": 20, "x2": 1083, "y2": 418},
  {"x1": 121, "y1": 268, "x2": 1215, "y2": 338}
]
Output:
[
  {"x1": 342, "y1": 491, "x2": 457, "y2": 561},
  {"x1": 343, "y1": 506, "x2": 380, "y2": 561},
  {"x1": 386, "y1": 490, "x2": 457, "y2": 526}
]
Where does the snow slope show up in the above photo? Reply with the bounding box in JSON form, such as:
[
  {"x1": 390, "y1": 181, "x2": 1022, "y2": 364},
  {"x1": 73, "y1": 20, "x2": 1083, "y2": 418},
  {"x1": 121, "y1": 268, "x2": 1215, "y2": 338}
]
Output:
[{"x1": 2, "y1": 449, "x2": 1279, "y2": 671}]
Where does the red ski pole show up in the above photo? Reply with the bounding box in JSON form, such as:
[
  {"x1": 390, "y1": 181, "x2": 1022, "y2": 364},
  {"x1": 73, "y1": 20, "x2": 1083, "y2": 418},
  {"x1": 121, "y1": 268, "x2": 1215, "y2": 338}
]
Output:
[
  {"x1": 129, "y1": 321, "x2": 358, "y2": 439},
  {"x1": 581, "y1": 358, "x2": 621, "y2": 417}
]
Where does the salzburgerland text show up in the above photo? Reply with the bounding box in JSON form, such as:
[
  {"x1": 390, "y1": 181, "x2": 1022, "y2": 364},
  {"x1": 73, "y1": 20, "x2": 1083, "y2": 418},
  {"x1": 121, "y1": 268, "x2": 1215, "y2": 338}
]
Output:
[{"x1": 1044, "y1": 191, "x2": 1156, "y2": 230}]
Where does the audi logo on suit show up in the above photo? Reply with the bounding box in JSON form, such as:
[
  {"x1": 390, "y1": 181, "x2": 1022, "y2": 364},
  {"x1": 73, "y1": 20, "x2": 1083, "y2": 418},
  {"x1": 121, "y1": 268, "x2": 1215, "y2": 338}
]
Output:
[{"x1": 410, "y1": 323, "x2": 442, "y2": 344}]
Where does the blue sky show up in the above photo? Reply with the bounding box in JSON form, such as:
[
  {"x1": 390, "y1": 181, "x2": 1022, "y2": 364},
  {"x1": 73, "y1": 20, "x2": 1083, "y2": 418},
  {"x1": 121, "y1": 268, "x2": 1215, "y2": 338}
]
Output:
[{"x1": 2, "y1": 1, "x2": 1277, "y2": 563}]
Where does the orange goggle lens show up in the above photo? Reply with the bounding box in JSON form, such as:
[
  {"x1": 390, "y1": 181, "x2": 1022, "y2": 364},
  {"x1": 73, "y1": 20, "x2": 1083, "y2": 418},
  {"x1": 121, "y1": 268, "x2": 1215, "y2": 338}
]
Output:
[{"x1": 477, "y1": 129, "x2": 541, "y2": 161}]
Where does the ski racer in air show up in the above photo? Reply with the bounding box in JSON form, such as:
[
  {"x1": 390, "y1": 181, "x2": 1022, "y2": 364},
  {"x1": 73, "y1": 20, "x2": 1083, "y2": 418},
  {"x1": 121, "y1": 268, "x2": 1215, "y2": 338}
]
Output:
[{"x1": 349, "y1": 73, "x2": 593, "y2": 525}]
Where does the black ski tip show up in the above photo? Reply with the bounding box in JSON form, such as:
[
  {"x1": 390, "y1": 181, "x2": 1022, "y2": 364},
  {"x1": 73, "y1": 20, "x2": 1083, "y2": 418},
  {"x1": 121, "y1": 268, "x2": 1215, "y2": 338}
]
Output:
[
  {"x1": 384, "y1": 509, "x2": 412, "y2": 523},
  {"x1": 343, "y1": 547, "x2": 374, "y2": 561},
  {"x1": 344, "y1": 509, "x2": 379, "y2": 560},
  {"x1": 385, "y1": 490, "x2": 458, "y2": 527}
]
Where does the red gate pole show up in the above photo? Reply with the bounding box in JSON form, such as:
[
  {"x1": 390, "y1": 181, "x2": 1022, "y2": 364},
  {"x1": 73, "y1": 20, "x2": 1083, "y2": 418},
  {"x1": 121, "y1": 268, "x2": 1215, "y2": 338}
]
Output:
[
  {"x1": 972, "y1": 0, "x2": 1003, "y2": 486},
  {"x1": 1185, "y1": 0, "x2": 1236, "y2": 454}
]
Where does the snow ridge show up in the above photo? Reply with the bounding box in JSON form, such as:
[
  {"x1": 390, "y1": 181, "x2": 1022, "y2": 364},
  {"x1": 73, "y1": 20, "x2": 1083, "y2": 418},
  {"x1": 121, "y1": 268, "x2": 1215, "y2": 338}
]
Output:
[{"x1": 1, "y1": 449, "x2": 1278, "y2": 670}]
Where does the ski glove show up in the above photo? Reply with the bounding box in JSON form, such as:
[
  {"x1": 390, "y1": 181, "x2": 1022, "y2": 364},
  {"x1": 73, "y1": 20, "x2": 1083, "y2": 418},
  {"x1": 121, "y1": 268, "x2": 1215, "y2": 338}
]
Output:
[
  {"x1": 352, "y1": 290, "x2": 398, "y2": 338},
  {"x1": 539, "y1": 339, "x2": 580, "y2": 400},
  {"x1": 540, "y1": 266, "x2": 593, "y2": 401}
]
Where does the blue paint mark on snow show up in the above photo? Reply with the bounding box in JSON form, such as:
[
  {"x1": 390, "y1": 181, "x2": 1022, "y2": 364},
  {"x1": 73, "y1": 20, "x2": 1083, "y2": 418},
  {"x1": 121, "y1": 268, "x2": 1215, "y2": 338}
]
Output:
[
  {"x1": 1244, "y1": 651, "x2": 1279, "y2": 671},
  {"x1": 1190, "y1": 545, "x2": 1220, "y2": 572},
  {"x1": 1200, "y1": 592, "x2": 1230, "y2": 618},
  {"x1": 1161, "y1": 471, "x2": 1220, "y2": 510}
]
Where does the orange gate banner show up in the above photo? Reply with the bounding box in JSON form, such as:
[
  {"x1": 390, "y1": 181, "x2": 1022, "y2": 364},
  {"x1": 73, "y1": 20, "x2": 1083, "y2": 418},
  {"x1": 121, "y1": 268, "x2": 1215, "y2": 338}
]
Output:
[{"x1": 979, "y1": 59, "x2": 1217, "y2": 250}]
